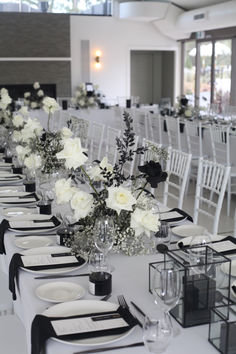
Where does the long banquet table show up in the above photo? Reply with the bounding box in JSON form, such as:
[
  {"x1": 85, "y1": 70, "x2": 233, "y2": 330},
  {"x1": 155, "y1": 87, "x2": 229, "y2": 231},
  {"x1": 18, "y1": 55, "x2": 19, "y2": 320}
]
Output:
[{"x1": 1, "y1": 209, "x2": 219, "y2": 354}]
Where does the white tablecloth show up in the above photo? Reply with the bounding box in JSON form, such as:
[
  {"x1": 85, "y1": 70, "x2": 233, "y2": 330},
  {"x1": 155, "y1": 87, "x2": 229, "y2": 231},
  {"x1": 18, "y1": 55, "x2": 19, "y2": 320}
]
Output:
[{"x1": 1, "y1": 224, "x2": 218, "y2": 354}]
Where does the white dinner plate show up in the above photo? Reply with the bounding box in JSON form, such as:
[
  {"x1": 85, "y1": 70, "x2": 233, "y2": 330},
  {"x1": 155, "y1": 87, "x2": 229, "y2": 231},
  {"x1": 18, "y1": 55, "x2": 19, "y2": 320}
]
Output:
[
  {"x1": 221, "y1": 260, "x2": 236, "y2": 277},
  {"x1": 3, "y1": 207, "x2": 38, "y2": 219},
  {"x1": 43, "y1": 300, "x2": 134, "y2": 346},
  {"x1": 0, "y1": 190, "x2": 38, "y2": 207},
  {"x1": 14, "y1": 236, "x2": 53, "y2": 249},
  {"x1": 172, "y1": 224, "x2": 206, "y2": 238},
  {"x1": 21, "y1": 246, "x2": 86, "y2": 275},
  {"x1": 36, "y1": 282, "x2": 86, "y2": 303},
  {"x1": 0, "y1": 186, "x2": 24, "y2": 193},
  {"x1": 177, "y1": 234, "x2": 227, "y2": 248},
  {"x1": 9, "y1": 214, "x2": 61, "y2": 234}
]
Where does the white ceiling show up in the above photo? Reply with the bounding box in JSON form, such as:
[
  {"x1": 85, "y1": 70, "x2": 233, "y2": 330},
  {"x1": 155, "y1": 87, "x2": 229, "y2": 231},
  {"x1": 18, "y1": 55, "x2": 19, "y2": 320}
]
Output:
[{"x1": 172, "y1": 0, "x2": 230, "y2": 10}]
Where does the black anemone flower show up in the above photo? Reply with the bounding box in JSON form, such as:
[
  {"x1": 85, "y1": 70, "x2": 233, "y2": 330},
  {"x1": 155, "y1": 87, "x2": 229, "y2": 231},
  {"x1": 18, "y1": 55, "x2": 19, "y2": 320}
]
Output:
[
  {"x1": 180, "y1": 97, "x2": 188, "y2": 106},
  {"x1": 138, "y1": 161, "x2": 167, "y2": 188}
]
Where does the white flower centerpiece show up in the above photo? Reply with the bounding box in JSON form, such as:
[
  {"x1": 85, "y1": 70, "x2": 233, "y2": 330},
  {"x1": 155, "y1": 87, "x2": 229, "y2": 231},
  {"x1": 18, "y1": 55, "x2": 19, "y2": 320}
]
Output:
[
  {"x1": 55, "y1": 111, "x2": 168, "y2": 256},
  {"x1": 24, "y1": 82, "x2": 45, "y2": 110},
  {"x1": 71, "y1": 83, "x2": 104, "y2": 109}
]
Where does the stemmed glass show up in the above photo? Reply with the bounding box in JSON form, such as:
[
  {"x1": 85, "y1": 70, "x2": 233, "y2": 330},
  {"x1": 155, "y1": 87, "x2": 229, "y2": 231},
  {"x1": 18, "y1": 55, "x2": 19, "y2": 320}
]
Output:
[
  {"x1": 143, "y1": 315, "x2": 172, "y2": 354},
  {"x1": 93, "y1": 216, "x2": 115, "y2": 272},
  {"x1": 152, "y1": 262, "x2": 181, "y2": 336}
]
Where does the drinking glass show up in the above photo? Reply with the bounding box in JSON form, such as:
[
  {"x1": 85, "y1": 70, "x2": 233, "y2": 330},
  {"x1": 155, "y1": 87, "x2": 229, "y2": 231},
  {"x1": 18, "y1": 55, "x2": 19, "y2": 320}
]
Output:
[
  {"x1": 152, "y1": 262, "x2": 181, "y2": 336},
  {"x1": 94, "y1": 216, "x2": 115, "y2": 272},
  {"x1": 155, "y1": 221, "x2": 171, "y2": 246},
  {"x1": 143, "y1": 316, "x2": 172, "y2": 354},
  {"x1": 188, "y1": 234, "x2": 213, "y2": 276}
]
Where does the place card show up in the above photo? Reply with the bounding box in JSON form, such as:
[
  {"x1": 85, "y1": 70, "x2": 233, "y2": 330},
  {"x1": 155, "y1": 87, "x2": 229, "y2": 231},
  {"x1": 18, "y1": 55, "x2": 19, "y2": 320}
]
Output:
[
  {"x1": 51, "y1": 314, "x2": 128, "y2": 336},
  {"x1": 210, "y1": 241, "x2": 236, "y2": 253},
  {"x1": 10, "y1": 220, "x2": 54, "y2": 228},
  {"x1": 22, "y1": 254, "x2": 78, "y2": 267}
]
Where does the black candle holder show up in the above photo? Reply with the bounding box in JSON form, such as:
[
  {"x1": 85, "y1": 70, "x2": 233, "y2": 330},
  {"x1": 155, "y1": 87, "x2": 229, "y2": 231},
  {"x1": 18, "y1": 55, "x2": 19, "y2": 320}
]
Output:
[
  {"x1": 23, "y1": 179, "x2": 36, "y2": 192},
  {"x1": 209, "y1": 304, "x2": 236, "y2": 353},
  {"x1": 149, "y1": 246, "x2": 231, "y2": 328}
]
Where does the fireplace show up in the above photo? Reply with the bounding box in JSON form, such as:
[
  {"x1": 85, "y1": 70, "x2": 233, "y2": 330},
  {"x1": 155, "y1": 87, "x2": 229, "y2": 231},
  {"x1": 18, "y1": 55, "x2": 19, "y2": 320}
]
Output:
[{"x1": 0, "y1": 84, "x2": 57, "y2": 100}]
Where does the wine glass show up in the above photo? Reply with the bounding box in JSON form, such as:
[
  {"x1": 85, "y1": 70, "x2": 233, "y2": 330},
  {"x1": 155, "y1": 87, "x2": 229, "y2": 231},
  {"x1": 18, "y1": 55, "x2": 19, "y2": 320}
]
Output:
[
  {"x1": 143, "y1": 315, "x2": 172, "y2": 354},
  {"x1": 94, "y1": 216, "x2": 115, "y2": 272},
  {"x1": 152, "y1": 262, "x2": 181, "y2": 336},
  {"x1": 188, "y1": 233, "x2": 214, "y2": 276}
]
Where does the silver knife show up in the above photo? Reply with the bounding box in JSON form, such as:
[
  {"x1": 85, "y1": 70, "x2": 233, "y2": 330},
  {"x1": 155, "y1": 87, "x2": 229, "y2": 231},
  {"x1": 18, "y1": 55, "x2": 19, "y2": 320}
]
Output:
[{"x1": 34, "y1": 273, "x2": 90, "y2": 279}]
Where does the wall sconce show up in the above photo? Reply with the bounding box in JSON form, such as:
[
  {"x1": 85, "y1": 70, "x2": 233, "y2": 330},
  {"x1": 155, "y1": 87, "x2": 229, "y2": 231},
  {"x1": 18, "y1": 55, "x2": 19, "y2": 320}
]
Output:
[{"x1": 95, "y1": 50, "x2": 101, "y2": 69}]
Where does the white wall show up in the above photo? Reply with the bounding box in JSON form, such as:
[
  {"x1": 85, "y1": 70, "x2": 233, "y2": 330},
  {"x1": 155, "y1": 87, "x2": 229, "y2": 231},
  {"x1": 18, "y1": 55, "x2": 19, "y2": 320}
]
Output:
[{"x1": 70, "y1": 16, "x2": 180, "y2": 101}]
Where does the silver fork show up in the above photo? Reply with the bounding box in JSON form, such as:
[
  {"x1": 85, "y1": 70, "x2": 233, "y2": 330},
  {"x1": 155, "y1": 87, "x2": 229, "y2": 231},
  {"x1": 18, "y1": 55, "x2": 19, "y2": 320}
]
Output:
[{"x1": 117, "y1": 295, "x2": 142, "y2": 327}]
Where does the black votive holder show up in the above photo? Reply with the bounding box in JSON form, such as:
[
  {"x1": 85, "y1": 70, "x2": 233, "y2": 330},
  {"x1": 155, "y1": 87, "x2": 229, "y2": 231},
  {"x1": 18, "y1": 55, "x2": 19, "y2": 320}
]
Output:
[
  {"x1": 62, "y1": 100, "x2": 68, "y2": 110},
  {"x1": 89, "y1": 272, "x2": 112, "y2": 296},
  {"x1": 37, "y1": 202, "x2": 52, "y2": 215},
  {"x1": 12, "y1": 167, "x2": 23, "y2": 174},
  {"x1": 56, "y1": 228, "x2": 74, "y2": 246},
  {"x1": 3, "y1": 157, "x2": 12, "y2": 163},
  {"x1": 23, "y1": 180, "x2": 36, "y2": 192},
  {"x1": 149, "y1": 246, "x2": 231, "y2": 328},
  {"x1": 126, "y1": 99, "x2": 131, "y2": 108},
  {"x1": 209, "y1": 304, "x2": 236, "y2": 354}
]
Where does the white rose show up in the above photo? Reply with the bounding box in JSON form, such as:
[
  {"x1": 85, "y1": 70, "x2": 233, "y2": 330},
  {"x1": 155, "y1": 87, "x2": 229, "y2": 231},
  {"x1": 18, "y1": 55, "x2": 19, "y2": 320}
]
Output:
[
  {"x1": 42, "y1": 97, "x2": 60, "y2": 114},
  {"x1": 106, "y1": 186, "x2": 136, "y2": 215},
  {"x1": 0, "y1": 88, "x2": 8, "y2": 96},
  {"x1": 70, "y1": 189, "x2": 94, "y2": 220},
  {"x1": 25, "y1": 118, "x2": 43, "y2": 136},
  {"x1": 16, "y1": 145, "x2": 30, "y2": 163},
  {"x1": 18, "y1": 106, "x2": 29, "y2": 116},
  {"x1": 79, "y1": 83, "x2": 86, "y2": 90},
  {"x1": 12, "y1": 131, "x2": 22, "y2": 143},
  {"x1": 79, "y1": 99, "x2": 85, "y2": 107},
  {"x1": 0, "y1": 93, "x2": 12, "y2": 109},
  {"x1": 88, "y1": 97, "x2": 94, "y2": 104},
  {"x1": 37, "y1": 89, "x2": 44, "y2": 97},
  {"x1": 24, "y1": 92, "x2": 31, "y2": 98},
  {"x1": 33, "y1": 82, "x2": 40, "y2": 90},
  {"x1": 13, "y1": 114, "x2": 24, "y2": 128},
  {"x1": 54, "y1": 178, "x2": 74, "y2": 204},
  {"x1": 185, "y1": 109, "x2": 192, "y2": 118},
  {"x1": 88, "y1": 157, "x2": 113, "y2": 181},
  {"x1": 60, "y1": 127, "x2": 73, "y2": 139},
  {"x1": 31, "y1": 102, "x2": 38, "y2": 109},
  {"x1": 24, "y1": 153, "x2": 41, "y2": 171},
  {"x1": 75, "y1": 91, "x2": 81, "y2": 98},
  {"x1": 56, "y1": 137, "x2": 88, "y2": 170},
  {"x1": 130, "y1": 208, "x2": 160, "y2": 237}
]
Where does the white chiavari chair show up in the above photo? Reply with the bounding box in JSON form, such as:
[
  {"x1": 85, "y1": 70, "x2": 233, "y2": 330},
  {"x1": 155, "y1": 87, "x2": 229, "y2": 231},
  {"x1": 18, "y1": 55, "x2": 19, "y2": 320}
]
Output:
[
  {"x1": 234, "y1": 208, "x2": 236, "y2": 238},
  {"x1": 87, "y1": 121, "x2": 105, "y2": 161},
  {"x1": 165, "y1": 117, "x2": 181, "y2": 150},
  {"x1": 69, "y1": 116, "x2": 90, "y2": 147},
  {"x1": 122, "y1": 135, "x2": 139, "y2": 178},
  {"x1": 163, "y1": 148, "x2": 192, "y2": 209},
  {"x1": 209, "y1": 125, "x2": 236, "y2": 216},
  {"x1": 133, "y1": 111, "x2": 148, "y2": 139},
  {"x1": 105, "y1": 126, "x2": 121, "y2": 165},
  {"x1": 147, "y1": 113, "x2": 163, "y2": 145},
  {"x1": 193, "y1": 158, "x2": 231, "y2": 235}
]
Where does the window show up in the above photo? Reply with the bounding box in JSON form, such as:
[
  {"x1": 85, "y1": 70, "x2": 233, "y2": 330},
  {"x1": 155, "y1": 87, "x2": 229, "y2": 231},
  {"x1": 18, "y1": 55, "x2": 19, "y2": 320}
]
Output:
[
  {"x1": 181, "y1": 35, "x2": 233, "y2": 108},
  {"x1": 0, "y1": 0, "x2": 112, "y2": 15},
  {"x1": 183, "y1": 40, "x2": 196, "y2": 106}
]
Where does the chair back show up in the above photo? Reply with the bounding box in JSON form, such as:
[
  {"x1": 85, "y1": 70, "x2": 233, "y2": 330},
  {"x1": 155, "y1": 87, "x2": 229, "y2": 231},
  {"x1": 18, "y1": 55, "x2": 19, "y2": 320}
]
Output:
[
  {"x1": 209, "y1": 125, "x2": 230, "y2": 165},
  {"x1": 147, "y1": 113, "x2": 163, "y2": 145},
  {"x1": 165, "y1": 117, "x2": 181, "y2": 150},
  {"x1": 185, "y1": 120, "x2": 203, "y2": 158},
  {"x1": 87, "y1": 121, "x2": 105, "y2": 161},
  {"x1": 69, "y1": 116, "x2": 90, "y2": 147},
  {"x1": 105, "y1": 126, "x2": 121, "y2": 165},
  {"x1": 163, "y1": 148, "x2": 192, "y2": 209},
  {"x1": 193, "y1": 157, "x2": 231, "y2": 235}
]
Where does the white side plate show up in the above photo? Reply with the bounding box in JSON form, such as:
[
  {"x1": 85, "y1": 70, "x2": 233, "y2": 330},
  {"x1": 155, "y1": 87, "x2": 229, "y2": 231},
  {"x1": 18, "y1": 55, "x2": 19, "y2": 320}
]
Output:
[
  {"x1": 14, "y1": 236, "x2": 53, "y2": 249},
  {"x1": 36, "y1": 282, "x2": 86, "y2": 303},
  {"x1": 172, "y1": 224, "x2": 206, "y2": 238}
]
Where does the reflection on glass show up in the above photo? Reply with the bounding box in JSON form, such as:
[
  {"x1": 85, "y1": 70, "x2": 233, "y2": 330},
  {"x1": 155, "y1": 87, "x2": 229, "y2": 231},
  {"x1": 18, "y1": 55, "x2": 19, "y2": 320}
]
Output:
[
  {"x1": 199, "y1": 41, "x2": 212, "y2": 108},
  {"x1": 184, "y1": 40, "x2": 196, "y2": 106},
  {"x1": 213, "y1": 39, "x2": 232, "y2": 108}
]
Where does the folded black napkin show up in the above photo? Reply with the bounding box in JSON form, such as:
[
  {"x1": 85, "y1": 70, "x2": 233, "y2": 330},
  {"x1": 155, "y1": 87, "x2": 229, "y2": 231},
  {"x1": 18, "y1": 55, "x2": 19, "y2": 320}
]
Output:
[
  {"x1": 8, "y1": 215, "x2": 60, "y2": 230},
  {"x1": 9, "y1": 253, "x2": 86, "y2": 300},
  {"x1": 31, "y1": 306, "x2": 138, "y2": 354},
  {"x1": 0, "y1": 219, "x2": 10, "y2": 254},
  {"x1": 164, "y1": 208, "x2": 193, "y2": 223},
  {"x1": 1, "y1": 192, "x2": 39, "y2": 205}
]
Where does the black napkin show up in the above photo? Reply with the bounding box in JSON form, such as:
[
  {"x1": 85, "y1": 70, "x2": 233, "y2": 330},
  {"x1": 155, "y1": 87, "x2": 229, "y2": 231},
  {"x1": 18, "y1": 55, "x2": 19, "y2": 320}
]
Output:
[
  {"x1": 2, "y1": 192, "x2": 39, "y2": 205},
  {"x1": 31, "y1": 306, "x2": 138, "y2": 354},
  {"x1": 8, "y1": 215, "x2": 59, "y2": 231},
  {"x1": 0, "y1": 219, "x2": 10, "y2": 254},
  {"x1": 164, "y1": 208, "x2": 193, "y2": 223},
  {"x1": 9, "y1": 253, "x2": 86, "y2": 300}
]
